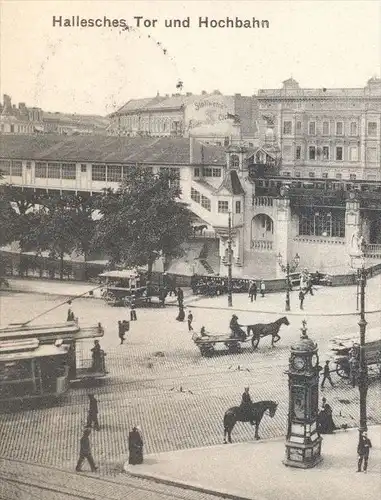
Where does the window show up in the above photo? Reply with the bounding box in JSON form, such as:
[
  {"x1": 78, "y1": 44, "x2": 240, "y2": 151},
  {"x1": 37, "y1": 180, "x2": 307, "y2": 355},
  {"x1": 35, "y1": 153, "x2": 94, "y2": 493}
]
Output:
[
  {"x1": 283, "y1": 121, "x2": 292, "y2": 134},
  {"x1": 350, "y1": 174, "x2": 357, "y2": 180},
  {"x1": 235, "y1": 200, "x2": 241, "y2": 214},
  {"x1": 0, "y1": 160, "x2": 11, "y2": 175},
  {"x1": 296, "y1": 121, "x2": 302, "y2": 133},
  {"x1": 92, "y1": 164, "x2": 106, "y2": 181},
  {"x1": 366, "y1": 148, "x2": 377, "y2": 162},
  {"x1": 336, "y1": 122, "x2": 343, "y2": 135},
  {"x1": 296, "y1": 146, "x2": 301, "y2": 160},
  {"x1": 336, "y1": 147, "x2": 343, "y2": 160},
  {"x1": 203, "y1": 167, "x2": 221, "y2": 177},
  {"x1": 191, "y1": 187, "x2": 201, "y2": 204},
  {"x1": 367, "y1": 122, "x2": 377, "y2": 137},
  {"x1": 295, "y1": 172, "x2": 301, "y2": 178},
  {"x1": 62, "y1": 163, "x2": 76, "y2": 180},
  {"x1": 308, "y1": 122, "x2": 316, "y2": 135},
  {"x1": 322, "y1": 146, "x2": 329, "y2": 160},
  {"x1": 35, "y1": 162, "x2": 47, "y2": 178},
  {"x1": 230, "y1": 155, "x2": 239, "y2": 168},
  {"x1": 322, "y1": 172, "x2": 328, "y2": 179},
  {"x1": 194, "y1": 167, "x2": 200, "y2": 177},
  {"x1": 282, "y1": 172, "x2": 291, "y2": 177},
  {"x1": 201, "y1": 195, "x2": 211, "y2": 211},
  {"x1": 81, "y1": 164, "x2": 87, "y2": 173},
  {"x1": 336, "y1": 173, "x2": 342, "y2": 179},
  {"x1": 350, "y1": 122, "x2": 358, "y2": 136},
  {"x1": 218, "y1": 200, "x2": 229, "y2": 213},
  {"x1": 299, "y1": 210, "x2": 345, "y2": 237},
  {"x1": 107, "y1": 165, "x2": 122, "y2": 182},
  {"x1": 47, "y1": 163, "x2": 61, "y2": 179},
  {"x1": 309, "y1": 146, "x2": 316, "y2": 160},
  {"x1": 283, "y1": 145, "x2": 292, "y2": 159},
  {"x1": 26, "y1": 161, "x2": 31, "y2": 169},
  {"x1": 322, "y1": 121, "x2": 330, "y2": 135},
  {"x1": 349, "y1": 146, "x2": 358, "y2": 162},
  {"x1": 309, "y1": 172, "x2": 315, "y2": 178},
  {"x1": 11, "y1": 161, "x2": 22, "y2": 176}
]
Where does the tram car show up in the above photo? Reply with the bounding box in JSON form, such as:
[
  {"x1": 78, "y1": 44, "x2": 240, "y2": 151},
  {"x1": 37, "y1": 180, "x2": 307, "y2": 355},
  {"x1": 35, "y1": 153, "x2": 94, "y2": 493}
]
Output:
[
  {"x1": 0, "y1": 321, "x2": 108, "y2": 384},
  {"x1": 99, "y1": 269, "x2": 148, "y2": 306},
  {"x1": 328, "y1": 328, "x2": 381, "y2": 379},
  {"x1": 0, "y1": 337, "x2": 69, "y2": 403}
]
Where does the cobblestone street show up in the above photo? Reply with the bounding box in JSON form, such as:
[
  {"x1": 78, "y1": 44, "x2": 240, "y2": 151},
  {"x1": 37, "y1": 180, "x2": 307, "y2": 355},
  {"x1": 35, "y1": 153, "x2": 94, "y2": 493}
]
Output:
[{"x1": 0, "y1": 280, "x2": 380, "y2": 477}]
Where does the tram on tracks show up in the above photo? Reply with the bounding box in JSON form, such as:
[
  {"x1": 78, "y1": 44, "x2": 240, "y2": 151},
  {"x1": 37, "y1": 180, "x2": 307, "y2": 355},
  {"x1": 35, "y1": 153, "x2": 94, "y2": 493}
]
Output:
[
  {"x1": 0, "y1": 337, "x2": 69, "y2": 403},
  {"x1": 0, "y1": 321, "x2": 108, "y2": 385}
]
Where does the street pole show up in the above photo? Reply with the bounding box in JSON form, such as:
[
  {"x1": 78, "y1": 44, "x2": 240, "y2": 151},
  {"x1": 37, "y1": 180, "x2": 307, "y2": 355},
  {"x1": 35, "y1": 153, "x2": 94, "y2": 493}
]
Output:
[
  {"x1": 285, "y1": 263, "x2": 290, "y2": 312},
  {"x1": 358, "y1": 266, "x2": 368, "y2": 435},
  {"x1": 227, "y1": 211, "x2": 233, "y2": 307}
]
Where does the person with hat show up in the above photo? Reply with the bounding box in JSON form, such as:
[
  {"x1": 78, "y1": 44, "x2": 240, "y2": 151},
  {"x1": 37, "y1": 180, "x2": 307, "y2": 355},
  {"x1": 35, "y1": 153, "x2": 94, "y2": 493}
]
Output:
[
  {"x1": 128, "y1": 426, "x2": 143, "y2": 465},
  {"x1": 240, "y1": 387, "x2": 254, "y2": 425},
  {"x1": 321, "y1": 360, "x2": 334, "y2": 388},
  {"x1": 76, "y1": 428, "x2": 97, "y2": 472},
  {"x1": 187, "y1": 310, "x2": 194, "y2": 331},
  {"x1": 229, "y1": 314, "x2": 246, "y2": 341},
  {"x1": 357, "y1": 431, "x2": 372, "y2": 472},
  {"x1": 260, "y1": 280, "x2": 266, "y2": 298}
]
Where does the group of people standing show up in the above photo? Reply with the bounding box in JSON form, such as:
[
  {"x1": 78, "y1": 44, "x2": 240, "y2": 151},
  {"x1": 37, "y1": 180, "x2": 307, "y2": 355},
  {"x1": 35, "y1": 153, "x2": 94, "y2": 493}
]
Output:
[
  {"x1": 76, "y1": 394, "x2": 143, "y2": 472},
  {"x1": 248, "y1": 280, "x2": 266, "y2": 302}
]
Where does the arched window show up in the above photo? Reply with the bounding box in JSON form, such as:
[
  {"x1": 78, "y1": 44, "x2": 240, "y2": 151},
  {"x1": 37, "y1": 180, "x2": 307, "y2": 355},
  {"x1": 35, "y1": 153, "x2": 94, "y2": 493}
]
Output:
[{"x1": 230, "y1": 154, "x2": 240, "y2": 168}]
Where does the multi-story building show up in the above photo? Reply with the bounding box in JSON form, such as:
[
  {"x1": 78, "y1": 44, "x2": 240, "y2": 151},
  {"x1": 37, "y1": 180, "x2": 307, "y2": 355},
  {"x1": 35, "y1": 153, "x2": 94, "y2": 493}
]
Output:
[
  {"x1": 0, "y1": 95, "x2": 44, "y2": 134},
  {"x1": 109, "y1": 91, "x2": 258, "y2": 145},
  {"x1": 257, "y1": 77, "x2": 381, "y2": 181}
]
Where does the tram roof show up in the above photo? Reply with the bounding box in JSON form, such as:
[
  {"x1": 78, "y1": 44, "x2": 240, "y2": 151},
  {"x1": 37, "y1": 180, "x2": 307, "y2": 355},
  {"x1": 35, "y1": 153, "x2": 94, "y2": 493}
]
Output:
[
  {"x1": 99, "y1": 270, "x2": 141, "y2": 279},
  {"x1": 0, "y1": 322, "x2": 104, "y2": 342},
  {"x1": 0, "y1": 343, "x2": 68, "y2": 362}
]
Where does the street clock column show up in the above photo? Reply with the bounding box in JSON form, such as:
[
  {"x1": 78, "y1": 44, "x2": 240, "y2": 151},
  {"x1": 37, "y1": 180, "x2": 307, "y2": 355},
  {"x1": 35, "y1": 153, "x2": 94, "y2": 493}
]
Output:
[{"x1": 284, "y1": 325, "x2": 322, "y2": 468}]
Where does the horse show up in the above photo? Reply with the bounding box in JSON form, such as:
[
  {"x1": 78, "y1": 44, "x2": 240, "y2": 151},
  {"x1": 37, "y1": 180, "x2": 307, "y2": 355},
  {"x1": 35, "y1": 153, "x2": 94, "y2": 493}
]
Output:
[
  {"x1": 246, "y1": 316, "x2": 289, "y2": 349},
  {"x1": 223, "y1": 400, "x2": 278, "y2": 443}
]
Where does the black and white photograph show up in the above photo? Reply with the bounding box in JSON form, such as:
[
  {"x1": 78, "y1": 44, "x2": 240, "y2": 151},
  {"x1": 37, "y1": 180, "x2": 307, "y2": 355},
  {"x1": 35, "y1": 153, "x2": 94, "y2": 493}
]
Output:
[{"x1": 0, "y1": 1, "x2": 380, "y2": 499}]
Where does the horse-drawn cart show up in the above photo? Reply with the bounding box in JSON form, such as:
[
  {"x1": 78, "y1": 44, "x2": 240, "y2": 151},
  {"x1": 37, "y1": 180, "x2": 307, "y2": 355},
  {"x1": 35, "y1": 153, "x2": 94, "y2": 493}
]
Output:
[
  {"x1": 192, "y1": 317, "x2": 290, "y2": 356},
  {"x1": 328, "y1": 328, "x2": 381, "y2": 380}
]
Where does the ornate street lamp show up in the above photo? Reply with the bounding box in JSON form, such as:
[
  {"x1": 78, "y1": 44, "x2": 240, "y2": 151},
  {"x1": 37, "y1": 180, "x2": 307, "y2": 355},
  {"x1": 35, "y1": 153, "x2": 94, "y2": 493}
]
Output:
[
  {"x1": 277, "y1": 252, "x2": 300, "y2": 311},
  {"x1": 349, "y1": 251, "x2": 368, "y2": 438}
]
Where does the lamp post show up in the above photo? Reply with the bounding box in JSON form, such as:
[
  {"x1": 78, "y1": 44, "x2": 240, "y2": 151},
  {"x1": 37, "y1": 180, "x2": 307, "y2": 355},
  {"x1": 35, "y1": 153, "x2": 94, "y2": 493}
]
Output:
[
  {"x1": 277, "y1": 252, "x2": 300, "y2": 311},
  {"x1": 227, "y1": 211, "x2": 233, "y2": 307},
  {"x1": 350, "y1": 254, "x2": 368, "y2": 437}
]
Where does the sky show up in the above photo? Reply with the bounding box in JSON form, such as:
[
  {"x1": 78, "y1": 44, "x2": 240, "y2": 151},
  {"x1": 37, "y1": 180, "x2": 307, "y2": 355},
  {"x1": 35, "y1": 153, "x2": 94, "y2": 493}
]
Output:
[{"x1": 0, "y1": 0, "x2": 380, "y2": 116}]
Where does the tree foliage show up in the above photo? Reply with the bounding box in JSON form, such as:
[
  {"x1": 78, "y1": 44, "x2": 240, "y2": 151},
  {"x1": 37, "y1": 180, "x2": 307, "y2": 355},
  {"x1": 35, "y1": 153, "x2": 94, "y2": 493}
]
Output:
[{"x1": 93, "y1": 166, "x2": 192, "y2": 273}]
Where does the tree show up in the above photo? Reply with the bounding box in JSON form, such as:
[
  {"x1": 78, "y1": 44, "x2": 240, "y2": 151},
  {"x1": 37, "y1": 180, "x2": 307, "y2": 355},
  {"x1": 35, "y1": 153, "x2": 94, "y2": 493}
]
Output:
[{"x1": 93, "y1": 166, "x2": 193, "y2": 277}]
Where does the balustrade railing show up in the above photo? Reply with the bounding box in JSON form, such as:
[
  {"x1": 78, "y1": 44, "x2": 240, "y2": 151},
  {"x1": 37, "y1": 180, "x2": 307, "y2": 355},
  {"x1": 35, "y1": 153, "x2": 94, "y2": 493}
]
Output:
[
  {"x1": 365, "y1": 244, "x2": 381, "y2": 258},
  {"x1": 251, "y1": 240, "x2": 273, "y2": 250},
  {"x1": 253, "y1": 196, "x2": 274, "y2": 207}
]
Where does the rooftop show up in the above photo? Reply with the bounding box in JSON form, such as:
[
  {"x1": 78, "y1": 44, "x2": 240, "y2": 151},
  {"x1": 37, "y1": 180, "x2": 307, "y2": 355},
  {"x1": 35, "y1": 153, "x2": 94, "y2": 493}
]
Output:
[{"x1": 0, "y1": 135, "x2": 226, "y2": 165}]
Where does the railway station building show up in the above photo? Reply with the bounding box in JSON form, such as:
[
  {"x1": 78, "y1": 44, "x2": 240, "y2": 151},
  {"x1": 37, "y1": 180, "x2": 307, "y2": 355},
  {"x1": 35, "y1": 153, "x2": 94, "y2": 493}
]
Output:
[{"x1": 1, "y1": 77, "x2": 380, "y2": 278}]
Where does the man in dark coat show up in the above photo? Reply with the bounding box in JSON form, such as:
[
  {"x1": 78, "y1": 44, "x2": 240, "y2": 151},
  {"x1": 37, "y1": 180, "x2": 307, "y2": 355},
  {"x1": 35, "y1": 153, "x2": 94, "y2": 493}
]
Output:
[
  {"x1": 249, "y1": 282, "x2": 257, "y2": 302},
  {"x1": 128, "y1": 426, "x2": 143, "y2": 465},
  {"x1": 321, "y1": 360, "x2": 334, "y2": 388},
  {"x1": 187, "y1": 310, "x2": 194, "y2": 331},
  {"x1": 118, "y1": 321, "x2": 125, "y2": 345},
  {"x1": 176, "y1": 306, "x2": 185, "y2": 321},
  {"x1": 177, "y1": 287, "x2": 184, "y2": 307},
  {"x1": 130, "y1": 296, "x2": 137, "y2": 321},
  {"x1": 299, "y1": 290, "x2": 305, "y2": 310},
  {"x1": 240, "y1": 387, "x2": 254, "y2": 425},
  {"x1": 357, "y1": 431, "x2": 372, "y2": 472},
  {"x1": 86, "y1": 394, "x2": 100, "y2": 431},
  {"x1": 76, "y1": 428, "x2": 97, "y2": 472},
  {"x1": 229, "y1": 315, "x2": 246, "y2": 340}
]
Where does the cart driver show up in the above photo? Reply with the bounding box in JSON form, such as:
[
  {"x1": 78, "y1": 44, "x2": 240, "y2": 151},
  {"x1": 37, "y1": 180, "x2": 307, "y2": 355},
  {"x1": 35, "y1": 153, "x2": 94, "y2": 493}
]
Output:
[{"x1": 229, "y1": 315, "x2": 246, "y2": 341}]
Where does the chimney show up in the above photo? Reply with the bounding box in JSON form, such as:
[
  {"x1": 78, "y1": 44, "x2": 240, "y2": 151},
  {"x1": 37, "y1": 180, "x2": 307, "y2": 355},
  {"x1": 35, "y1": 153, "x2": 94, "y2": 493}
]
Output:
[
  {"x1": 186, "y1": 92, "x2": 192, "y2": 96},
  {"x1": 201, "y1": 90, "x2": 207, "y2": 95},
  {"x1": 2, "y1": 94, "x2": 12, "y2": 115}
]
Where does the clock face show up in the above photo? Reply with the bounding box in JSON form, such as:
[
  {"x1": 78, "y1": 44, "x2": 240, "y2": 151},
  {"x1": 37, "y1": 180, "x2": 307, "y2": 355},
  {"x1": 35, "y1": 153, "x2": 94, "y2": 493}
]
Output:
[
  {"x1": 311, "y1": 354, "x2": 318, "y2": 367},
  {"x1": 293, "y1": 356, "x2": 306, "y2": 370}
]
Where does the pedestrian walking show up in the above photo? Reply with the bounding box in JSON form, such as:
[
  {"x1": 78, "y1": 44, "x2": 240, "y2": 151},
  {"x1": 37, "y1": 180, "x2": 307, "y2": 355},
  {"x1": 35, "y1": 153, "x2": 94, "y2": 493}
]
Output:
[
  {"x1": 76, "y1": 428, "x2": 97, "y2": 472},
  {"x1": 299, "y1": 290, "x2": 305, "y2": 310},
  {"x1": 249, "y1": 281, "x2": 257, "y2": 302},
  {"x1": 159, "y1": 288, "x2": 167, "y2": 307},
  {"x1": 130, "y1": 296, "x2": 137, "y2": 321},
  {"x1": 187, "y1": 310, "x2": 194, "y2": 331},
  {"x1": 86, "y1": 394, "x2": 100, "y2": 431},
  {"x1": 260, "y1": 280, "x2": 266, "y2": 298},
  {"x1": 176, "y1": 306, "x2": 185, "y2": 322},
  {"x1": 357, "y1": 431, "x2": 372, "y2": 473},
  {"x1": 118, "y1": 321, "x2": 125, "y2": 344},
  {"x1": 177, "y1": 287, "x2": 184, "y2": 307},
  {"x1": 128, "y1": 426, "x2": 143, "y2": 465},
  {"x1": 321, "y1": 360, "x2": 334, "y2": 388}
]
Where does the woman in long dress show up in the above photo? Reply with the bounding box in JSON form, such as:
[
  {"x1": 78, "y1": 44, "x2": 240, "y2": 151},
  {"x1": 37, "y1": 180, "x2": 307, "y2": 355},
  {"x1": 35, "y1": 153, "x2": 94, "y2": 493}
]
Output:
[{"x1": 128, "y1": 426, "x2": 143, "y2": 465}]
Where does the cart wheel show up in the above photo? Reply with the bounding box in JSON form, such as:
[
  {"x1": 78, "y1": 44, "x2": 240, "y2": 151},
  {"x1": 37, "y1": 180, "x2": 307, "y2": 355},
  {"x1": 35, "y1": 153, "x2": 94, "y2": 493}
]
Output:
[
  {"x1": 227, "y1": 342, "x2": 240, "y2": 353},
  {"x1": 252, "y1": 336, "x2": 260, "y2": 350},
  {"x1": 336, "y1": 363, "x2": 349, "y2": 379}
]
